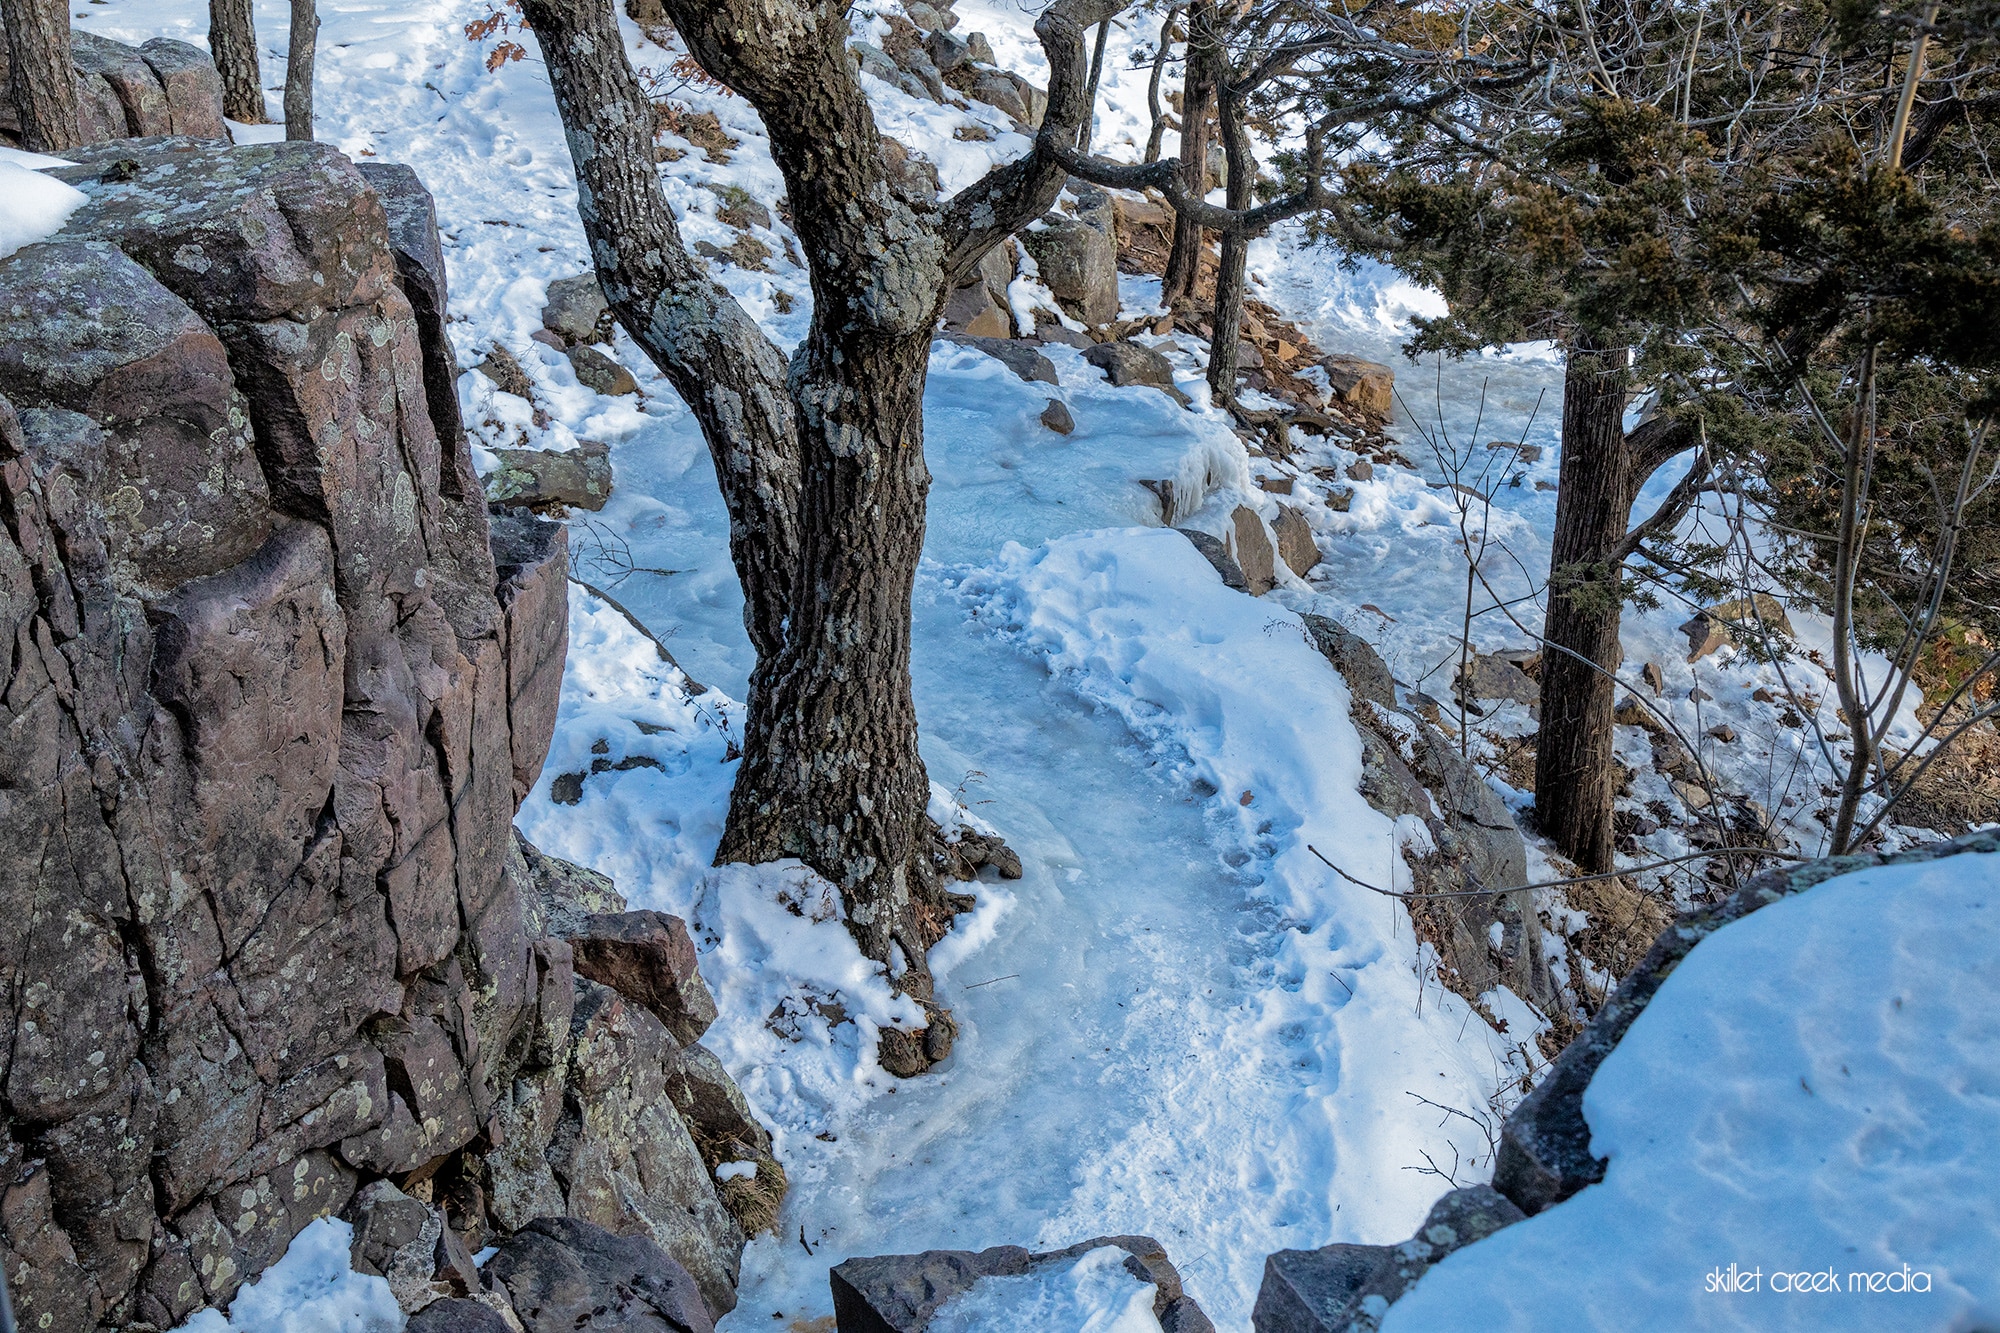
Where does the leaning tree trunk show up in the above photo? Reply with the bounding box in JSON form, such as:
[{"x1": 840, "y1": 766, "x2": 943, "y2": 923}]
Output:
[
  {"x1": 208, "y1": 0, "x2": 266, "y2": 123},
  {"x1": 1535, "y1": 344, "x2": 1636, "y2": 874},
  {"x1": 1205, "y1": 82, "x2": 1256, "y2": 404},
  {"x1": 524, "y1": 0, "x2": 1118, "y2": 1071},
  {"x1": 284, "y1": 0, "x2": 317, "y2": 140},
  {"x1": 0, "y1": 0, "x2": 80, "y2": 152},
  {"x1": 1076, "y1": 17, "x2": 1109, "y2": 150},
  {"x1": 1160, "y1": 0, "x2": 1215, "y2": 308}
]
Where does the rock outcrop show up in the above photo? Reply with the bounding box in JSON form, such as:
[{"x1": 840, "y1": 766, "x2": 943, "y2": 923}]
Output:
[
  {"x1": 0, "y1": 136, "x2": 766, "y2": 1331},
  {"x1": 1298, "y1": 616, "x2": 1557, "y2": 1017},
  {"x1": 831, "y1": 1235, "x2": 1215, "y2": 1333},
  {"x1": 0, "y1": 28, "x2": 226, "y2": 145},
  {"x1": 1251, "y1": 1186, "x2": 1523, "y2": 1332}
]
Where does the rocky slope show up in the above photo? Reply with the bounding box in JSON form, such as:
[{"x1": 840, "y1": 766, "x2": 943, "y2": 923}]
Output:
[{"x1": 0, "y1": 136, "x2": 769, "y2": 1331}]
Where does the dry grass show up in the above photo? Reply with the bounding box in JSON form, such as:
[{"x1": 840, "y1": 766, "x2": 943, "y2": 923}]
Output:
[
  {"x1": 1564, "y1": 873, "x2": 1673, "y2": 984},
  {"x1": 1887, "y1": 723, "x2": 2000, "y2": 836},
  {"x1": 717, "y1": 1152, "x2": 789, "y2": 1236}
]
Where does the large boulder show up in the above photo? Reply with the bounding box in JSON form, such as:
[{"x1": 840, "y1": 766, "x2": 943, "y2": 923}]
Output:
[
  {"x1": 1021, "y1": 218, "x2": 1118, "y2": 326},
  {"x1": 1319, "y1": 355, "x2": 1395, "y2": 418},
  {"x1": 0, "y1": 29, "x2": 225, "y2": 143},
  {"x1": 1494, "y1": 827, "x2": 1999, "y2": 1216},
  {"x1": 0, "y1": 128, "x2": 771, "y2": 1333},
  {"x1": 485, "y1": 440, "x2": 615, "y2": 512},
  {"x1": 1229, "y1": 505, "x2": 1278, "y2": 596},
  {"x1": 1251, "y1": 1187, "x2": 1523, "y2": 1332},
  {"x1": 0, "y1": 138, "x2": 577, "y2": 1330},
  {"x1": 487, "y1": 1218, "x2": 714, "y2": 1333},
  {"x1": 832, "y1": 1235, "x2": 1213, "y2": 1333},
  {"x1": 1083, "y1": 338, "x2": 1187, "y2": 404}
]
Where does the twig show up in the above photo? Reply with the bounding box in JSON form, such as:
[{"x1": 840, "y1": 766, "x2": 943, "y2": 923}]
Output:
[
  {"x1": 567, "y1": 577, "x2": 709, "y2": 695},
  {"x1": 1306, "y1": 843, "x2": 1801, "y2": 902}
]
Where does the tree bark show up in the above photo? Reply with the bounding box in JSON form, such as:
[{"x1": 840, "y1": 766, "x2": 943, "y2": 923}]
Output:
[
  {"x1": 523, "y1": 0, "x2": 1121, "y2": 1060},
  {"x1": 0, "y1": 0, "x2": 80, "y2": 152},
  {"x1": 208, "y1": 0, "x2": 266, "y2": 123},
  {"x1": 284, "y1": 0, "x2": 317, "y2": 141},
  {"x1": 1077, "y1": 18, "x2": 1109, "y2": 150},
  {"x1": 1161, "y1": 0, "x2": 1215, "y2": 307},
  {"x1": 1205, "y1": 79, "x2": 1255, "y2": 404},
  {"x1": 1535, "y1": 344, "x2": 1634, "y2": 874},
  {"x1": 1142, "y1": 7, "x2": 1179, "y2": 164}
]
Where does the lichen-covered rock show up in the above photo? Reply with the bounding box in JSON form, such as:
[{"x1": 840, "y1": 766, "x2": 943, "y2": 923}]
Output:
[
  {"x1": 562, "y1": 912, "x2": 720, "y2": 1047},
  {"x1": 541, "y1": 272, "x2": 612, "y2": 345},
  {"x1": 548, "y1": 980, "x2": 746, "y2": 1316},
  {"x1": 0, "y1": 130, "x2": 773, "y2": 1333},
  {"x1": 0, "y1": 139, "x2": 563, "y2": 1328},
  {"x1": 484, "y1": 440, "x2": 615, "y2": 512},
  {"x1": 1021, "y1": 218, "x2": 1118, "y2": 326}
]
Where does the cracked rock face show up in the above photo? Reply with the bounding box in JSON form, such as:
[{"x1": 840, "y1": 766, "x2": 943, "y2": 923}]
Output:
[
  {"x1": 0, "y1": 132, "x2": 772, "y2": 1333},
  {"x1": 0, "y1": 138, "x2": 572, "y2": 1331}
]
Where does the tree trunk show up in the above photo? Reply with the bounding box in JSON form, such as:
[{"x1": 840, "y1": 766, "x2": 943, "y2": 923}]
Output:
[
  {"x1": 1534, "y1": 344, "x2": 1634, "y2": 874},
  {"x1": 1205, "y1": 83, "x2": 1255, "y2": 405},
  {"x1": 716, "y1": 334, "x2": 940, "y2": 979},
  {"x1": 1161, "y1": 0, "x2": 1215, "y2": 307},
  {"x1": 1077, "y1": 18, "x2": 1109, "y2": 150},
  {"x1": 1141, "y1": 7, "x2": 1178, "y2": 164},
  {"x1": 0, "y1": 0, "x2": 80, "y2": 152},
  {"x1": 208, "y1": 0, "x2": 265, "y2": 123},
  {"x1": 523, "y1": 0, "x2": 1116, "y2": 1067},
  {"x1": 284, "y1": 0, "x2": 317, "y2": 141}
]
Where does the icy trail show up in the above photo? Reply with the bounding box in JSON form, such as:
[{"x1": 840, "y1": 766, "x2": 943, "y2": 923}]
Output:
[{"x1": 61, "y1": 2, "x2": 1543, "y2": 1329}]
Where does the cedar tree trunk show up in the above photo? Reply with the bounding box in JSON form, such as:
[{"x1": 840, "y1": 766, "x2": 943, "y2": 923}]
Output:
[
  {"x1": 284, "y1": 0, "x2": 317, "y2": 140},
  {"x1": 209, "y1": 0, "x2": 266, "y2": 123},
  {"x1": 1161, "y1": 0, "x2": 1215, "y2": 307},
  {"x1": 523, "y1": 0, "x2": 1124, "y2": 1070},
  {"x1": 1534, "y1": 343, "x2": 1697, "y2": 872},
  {"x1": 1205, "y1": 79, "x2": 1255, "y2": 404},
  {"x1": 1, "y1": 0, "x2": 80, "y2": 152}
]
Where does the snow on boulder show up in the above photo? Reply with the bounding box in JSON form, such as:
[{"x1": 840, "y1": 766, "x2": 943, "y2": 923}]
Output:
[
  {"x1": 0, "y1": 158, "x2": 87, "y2": 260},
  {"x1": 1376, "y1": 831, "x2": 2000, "y2": 1332}
]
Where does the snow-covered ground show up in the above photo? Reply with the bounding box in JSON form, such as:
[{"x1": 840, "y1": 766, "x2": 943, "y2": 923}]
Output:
[
  {"x1": 63, "y1": 1, "x2": 1982, "y2": 1331},
  {"x1": 1381, "y1": 846, "x2": 2000, "y2": 1332}
]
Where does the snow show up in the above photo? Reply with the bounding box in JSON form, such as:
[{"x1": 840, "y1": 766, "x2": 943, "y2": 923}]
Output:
[
  {"x1": 60, "y1": 1, "x2": 1977, "y2": 1331},
  {"x1": 929, "y1": 1247, "x2": 1164, "y2": 1333},
  {"x1": 0, "y1": 156, "x2": 87, "y2": 260},
  {"x1": 170, "y1": 1218, "x2": 401, "y2": 1333},
  {"x1": 1380, "y1": 849, "x2": 2000, "y2": 1332}
]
